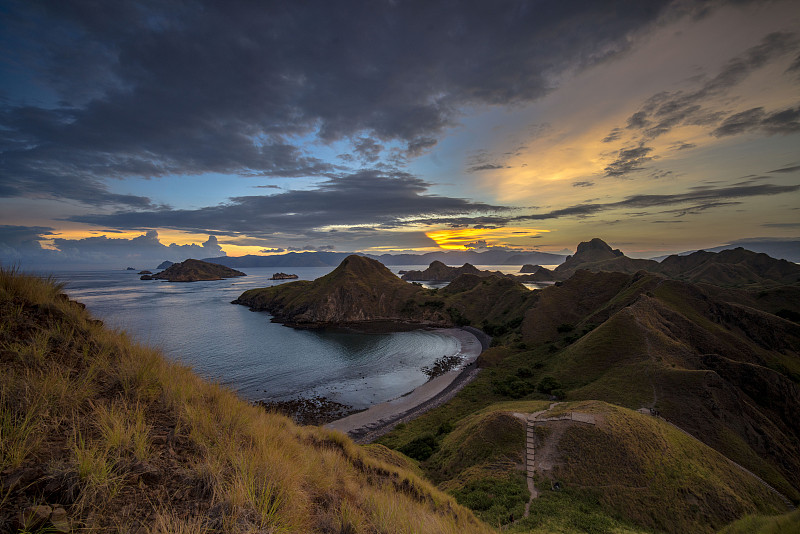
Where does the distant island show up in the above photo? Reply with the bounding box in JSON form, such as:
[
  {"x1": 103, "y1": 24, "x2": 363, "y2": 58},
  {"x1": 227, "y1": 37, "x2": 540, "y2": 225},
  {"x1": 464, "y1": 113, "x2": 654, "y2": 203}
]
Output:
[
  {"x1": 200, "y1": 248, "x2": 567, "y2": 269},
  {"x1": 269, "y1": 272, "x2": 299, "y2": 280},
  {"x1": 400, "y1": 261, "x2": 502, "y2": 282},
  {"x1": 142, "y1": 258, "x2": 246, "y2": 282},
  {"x1": 156, "y1": 260, "x2": 174, "y2": 269}
]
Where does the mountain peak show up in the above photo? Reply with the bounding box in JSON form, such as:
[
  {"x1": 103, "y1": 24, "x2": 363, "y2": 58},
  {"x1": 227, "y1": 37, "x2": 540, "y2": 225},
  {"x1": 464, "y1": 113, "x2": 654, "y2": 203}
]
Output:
[{"x1": 574, "y1": 238, "x2": 623, "y2": 258}]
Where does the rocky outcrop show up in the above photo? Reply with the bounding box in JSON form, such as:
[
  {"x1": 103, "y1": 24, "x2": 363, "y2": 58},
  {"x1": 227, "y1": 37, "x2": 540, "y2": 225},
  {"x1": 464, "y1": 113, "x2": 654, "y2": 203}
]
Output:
[
  {"x1": 401, "y1": 261, "x2": 502, "y2": 282},
  {"x1": 554, "y1": 238, "x2": 657, "y2": 277},
  {"x1": 147, "y1": 259, "x2": 246, "y2": 282},
  {"x1": 516, "y1": 266, "x2": 555, "y2": 282},
  {"x1": 519, "y1": 264, "x2": 539, "y2": 273},
  {"x1": 269, "y1": 273, "x2": 299, "y2": 280},
  {"x1": 156, "y1": 260, "x2": 174, "y2": 269}
]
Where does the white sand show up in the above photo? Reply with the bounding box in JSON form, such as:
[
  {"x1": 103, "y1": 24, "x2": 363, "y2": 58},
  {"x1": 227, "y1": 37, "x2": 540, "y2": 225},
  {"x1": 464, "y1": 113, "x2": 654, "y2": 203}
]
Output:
[{"x1": 325, "y1": 327, "x2": 482, "y2": 435}]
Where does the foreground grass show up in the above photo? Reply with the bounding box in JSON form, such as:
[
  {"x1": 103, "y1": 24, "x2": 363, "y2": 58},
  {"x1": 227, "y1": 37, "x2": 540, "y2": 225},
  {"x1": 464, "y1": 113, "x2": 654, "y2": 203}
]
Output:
[{"x1": 0, "y1": 267, "x2": 493, "y2": 533}]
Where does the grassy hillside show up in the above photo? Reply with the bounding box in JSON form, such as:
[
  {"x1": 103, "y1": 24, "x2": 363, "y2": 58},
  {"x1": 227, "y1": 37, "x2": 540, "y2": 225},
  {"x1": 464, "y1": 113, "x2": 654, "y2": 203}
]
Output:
[
  {"x1": 0, "y1": 267, "x2": 492, "y2": 533},
  {"x1": 517, "y1": 272, "x2": 800, "y2": 500},
  {"x1": 378, "y1": 267, "x2": 798, "y2": 532},
  {"x1": 718, "y1": 509, "x2": 800, "y2": 534},
  {"x1": 380, "y1": 400, "x2": 787, "y2": 533}
]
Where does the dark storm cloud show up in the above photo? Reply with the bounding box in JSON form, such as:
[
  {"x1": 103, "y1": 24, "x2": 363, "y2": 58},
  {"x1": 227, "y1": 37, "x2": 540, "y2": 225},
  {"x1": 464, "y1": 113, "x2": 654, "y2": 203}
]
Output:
[
  {"x1": 353, "y1": 137, "x2": 384, "y2": 163},
  {"x1": 0, "y1": 225, "x2": 55, "y2": 249},
  {"x1": 711, "y1": 105, "x2": 800, "y2": 137},
  {"x1": 1, "y1": 0, "x2": 685, "y2": 206},
  {"x1": 608, "y1": 31, "x2": 799, "y2": 142},
  {"x1": 68, "y1": 171, "x2": 511, "y2": 237},
  {"x1": 604, "y1": 145, "x2": 654, "y2": 177},
  {"x1": 515, "y1": 182, "x2": 800, "y2": 221}
]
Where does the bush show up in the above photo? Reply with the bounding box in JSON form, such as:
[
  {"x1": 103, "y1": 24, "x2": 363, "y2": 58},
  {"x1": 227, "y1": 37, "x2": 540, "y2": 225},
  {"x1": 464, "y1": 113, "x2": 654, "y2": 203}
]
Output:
[
  {"x1": 447, "y1": 307, "x2": 470, "y2": 326},
  {"x1": 398, "y1": 434, "x2": 438, "y2": 461},
  {"x1": 483, "y1": 323, "x2": 508, "y2": 337},
  {"x1": 437, "y1": 421, "x2": 454, "y2": 435},
  {"x1": 506, "y1": 316, "x2": 523, "y2": 330},
  {"x1": 516, "y1": 367, "x2": 534, "y2": 379},
  {"x1": 556, "y1": 323, "x2": 574, "y2": 333},
  {"x1": 537, "y1": 376, "x2": 562, "y2": 395},
  {"x1": 492, "y1": 376, "x2": 535, "y2": 398}
]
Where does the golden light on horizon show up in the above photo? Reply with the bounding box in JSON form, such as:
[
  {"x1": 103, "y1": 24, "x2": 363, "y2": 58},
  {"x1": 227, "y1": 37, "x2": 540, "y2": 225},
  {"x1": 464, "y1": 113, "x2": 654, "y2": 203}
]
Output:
[{"x1": 425, "y1": 227, "x2": 550, "y2": 250}]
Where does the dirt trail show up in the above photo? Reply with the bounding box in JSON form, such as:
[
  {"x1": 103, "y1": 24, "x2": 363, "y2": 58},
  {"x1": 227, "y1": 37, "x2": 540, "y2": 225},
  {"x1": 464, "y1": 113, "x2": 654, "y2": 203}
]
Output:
[{"x1": 513, "y1": 403, "x2": 598, "y2": 517}]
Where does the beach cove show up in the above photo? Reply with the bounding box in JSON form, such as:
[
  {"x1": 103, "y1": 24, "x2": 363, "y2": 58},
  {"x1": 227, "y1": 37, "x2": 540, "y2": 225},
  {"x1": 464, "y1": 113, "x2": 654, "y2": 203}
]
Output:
[{"x1": 49, "y1": 266, "x2": 481, "y2": 412}]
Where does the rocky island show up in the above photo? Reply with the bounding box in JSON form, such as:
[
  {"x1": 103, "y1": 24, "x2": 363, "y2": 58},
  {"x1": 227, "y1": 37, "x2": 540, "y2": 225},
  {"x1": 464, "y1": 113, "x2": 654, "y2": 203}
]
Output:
[
  {"x1": 269, "y1": 272, "x2": 299, "y2": 280},
  {"x1": 142, "y1": 258, "x2": 246, "y2": 282},
  {"x1": 400, "y1": 261, "x2": 502, "y2": 282}
]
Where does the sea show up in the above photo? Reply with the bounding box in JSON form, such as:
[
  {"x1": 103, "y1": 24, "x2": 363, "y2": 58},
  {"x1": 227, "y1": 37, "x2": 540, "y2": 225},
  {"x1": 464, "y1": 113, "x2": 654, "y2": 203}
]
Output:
[{"x1": 44, "y1": 264, "x2": 554, "y2": 410}]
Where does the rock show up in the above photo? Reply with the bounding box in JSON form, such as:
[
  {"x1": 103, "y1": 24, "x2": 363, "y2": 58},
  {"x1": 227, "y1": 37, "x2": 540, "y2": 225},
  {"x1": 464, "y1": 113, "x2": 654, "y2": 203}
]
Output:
[
  {"x1": 156, "y1": 260, "x2": 174, "y2": 269},
  {"x1": 18, "y1": 504, "x2": 51, "y2": 529},
  {"x1": 2, "y1": 465, "x2": 44, "y2": 491},
  {"x1": 275, "y1": 272, "x2": 298, "y2": 280},
  {"x1": 138, "y1": 270, "x2": 152, "y2": 275},
  {"x1": 401, "y1": 261, "x2": 502, "y2": 282},
  {"x1": 140, "y1": 275, "x2": 154, "y2": 280},
  {"x1": 50, "y1": 507, "x2": 70, "y2": 532}
]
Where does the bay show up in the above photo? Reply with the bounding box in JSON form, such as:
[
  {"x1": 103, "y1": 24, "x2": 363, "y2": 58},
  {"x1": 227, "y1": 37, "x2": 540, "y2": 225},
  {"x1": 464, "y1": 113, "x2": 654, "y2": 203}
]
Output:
[{"x1": 46, "y1": 266, "x2": 460, "y2": 409}]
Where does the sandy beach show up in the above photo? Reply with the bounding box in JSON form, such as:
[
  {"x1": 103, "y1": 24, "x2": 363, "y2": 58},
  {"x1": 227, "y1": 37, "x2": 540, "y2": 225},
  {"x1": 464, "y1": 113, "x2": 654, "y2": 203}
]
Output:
[{"x1": 325, "y1": 327, "x2": 484, "y2": 442}]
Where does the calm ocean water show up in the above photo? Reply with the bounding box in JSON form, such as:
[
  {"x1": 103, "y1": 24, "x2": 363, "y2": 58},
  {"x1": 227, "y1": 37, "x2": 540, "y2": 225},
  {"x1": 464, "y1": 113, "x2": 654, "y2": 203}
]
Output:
[
  {"x1": 44, "y1": 263, "x2": 550, "y2": 409},
  {"x1": 44, "y1": 266, "x2": 458, "y2": 409}
]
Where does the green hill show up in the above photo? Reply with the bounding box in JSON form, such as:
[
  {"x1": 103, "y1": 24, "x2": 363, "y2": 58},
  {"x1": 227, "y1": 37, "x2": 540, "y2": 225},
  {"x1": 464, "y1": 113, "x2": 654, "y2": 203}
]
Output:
[
  {"x1": 380, "y1": 400, "x2": 788, "y2": 533},
  {"x1": 519, "y1": 271, "x2": 800, "y2": 501},
  {"x1": 0, "y1": 267, "x2": 492, "y2": 533}
]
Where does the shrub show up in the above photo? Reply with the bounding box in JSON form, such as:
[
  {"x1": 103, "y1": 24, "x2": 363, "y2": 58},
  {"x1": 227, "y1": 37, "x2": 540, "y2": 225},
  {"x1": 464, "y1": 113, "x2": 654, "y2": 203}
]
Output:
[
  {"x1": 516, "y1": 367, "x2": 534, "y2": 379},
  {"x1": 491, "y1": 376, "x2": 535, "y2": 399},
  {"x1": 537, "y1": 376, "x2": 562, "y2": 395},
  {"x1": 398, "y1": 434, "x2": 438, "y2": 461},
  {"x1": 556, "y1": 323, "x2": 574, "y2": 333},
  {"x1": 447, "y1": 307, "x2": 470, "y2": 326}
]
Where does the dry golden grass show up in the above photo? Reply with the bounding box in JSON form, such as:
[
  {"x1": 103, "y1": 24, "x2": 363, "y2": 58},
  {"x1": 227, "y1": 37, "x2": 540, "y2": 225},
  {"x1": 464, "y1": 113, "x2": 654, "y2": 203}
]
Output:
[{"x1": 0, "y1": 266, "x2": 494, "y2": 533}]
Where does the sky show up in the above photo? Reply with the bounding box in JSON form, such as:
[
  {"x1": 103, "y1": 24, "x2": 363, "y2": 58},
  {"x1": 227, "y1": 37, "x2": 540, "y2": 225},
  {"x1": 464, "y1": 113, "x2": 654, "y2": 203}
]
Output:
[{"x1": 1, "y1": 0, "x2": 798, "y2": 268}]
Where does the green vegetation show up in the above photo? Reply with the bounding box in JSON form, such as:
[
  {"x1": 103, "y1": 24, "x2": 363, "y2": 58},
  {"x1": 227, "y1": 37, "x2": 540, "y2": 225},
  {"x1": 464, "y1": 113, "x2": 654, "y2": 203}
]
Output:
[
  {"x1": 0, "y1": 267, "x2": 492, "y2": 533},
  {"x1": 718, "y1": 509, "x2": 800, "y2": 534},
  {"x1": 378, "y1": 260, "x2": 799, "y2": 533}
]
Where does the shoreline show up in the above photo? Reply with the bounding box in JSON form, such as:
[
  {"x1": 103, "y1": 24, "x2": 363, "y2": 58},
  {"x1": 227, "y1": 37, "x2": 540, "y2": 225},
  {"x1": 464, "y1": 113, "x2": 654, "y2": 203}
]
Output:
[{"x1": 325, "y1": 327, "x2": 484, "y2": 443}]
